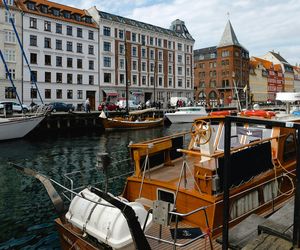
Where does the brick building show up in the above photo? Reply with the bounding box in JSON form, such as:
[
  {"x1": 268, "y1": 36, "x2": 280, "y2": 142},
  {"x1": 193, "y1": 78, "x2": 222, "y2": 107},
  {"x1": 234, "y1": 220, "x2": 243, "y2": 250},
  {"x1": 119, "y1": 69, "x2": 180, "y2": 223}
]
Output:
[{"x1": 194, "y1": 20, "x2": 249, "y2": 108}]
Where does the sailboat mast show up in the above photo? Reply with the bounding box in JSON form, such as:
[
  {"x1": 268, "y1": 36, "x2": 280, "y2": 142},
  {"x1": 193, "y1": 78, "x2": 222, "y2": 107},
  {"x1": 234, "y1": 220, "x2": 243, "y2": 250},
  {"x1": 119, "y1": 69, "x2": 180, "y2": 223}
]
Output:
[
  {"x1": 3, "y1": 0, "x2": 44, "y2": 104},
  {"x1": 125, "y1": 30, "x2": 129, "y2": 114}
]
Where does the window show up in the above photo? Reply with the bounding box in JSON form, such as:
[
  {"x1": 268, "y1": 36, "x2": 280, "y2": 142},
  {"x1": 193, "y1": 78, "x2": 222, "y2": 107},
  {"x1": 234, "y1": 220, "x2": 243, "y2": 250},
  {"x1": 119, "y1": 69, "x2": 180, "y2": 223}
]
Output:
[
  {"x1": 158, "y1": 77, "x2": 163, "y2": 86},
  {"x1": 29, "y1": 17, "x2": 37, "y2": 28},
  {"x1": 177, "y1": 43, "x2": 182, "y2": 51},
  {"x1": 44, "y1": 21, "x2": 51, "y2": 32},
  {"x1": 178, "y1": 55, "x2": 182, "y2": 63},
  {"x1": 4, "y1": 49, "x2": 15, "y2": 62},
  {"x1": 120, "y1": 74, "x2": 125, "y2": 84},
  {"x1": 5, "y1": 87, "x2": 16, "y2": 99},
  {"x1": 7, "y1": 0, "x2": 14, "y2": 6},
  {"x1": 45, "y1": 72, "x2": 51, "y2": 83},
  {"x1": 141, "y1": 35, "x2": 146, "y2": 45},
  {"x1": 67, "y1": 58, "x2": 73, "y2": 68},
  {"x1": 30, "y1": 35, "x2": 37, "y2": 46},
  {"x1": 103, "y1": 26, "x2": 111, "y2": 36},
  {"x1": 119, "y1": 44, "x2": 125, "y2": 54},
  {"x1": 88, "y1": 30, "x2": 94, "y2": 40},
  {"x1": 119, "y1": 30, "x2": 124, "y2": 39},
  {"x1": 158, "y1": 51, "x2": 163, "y2": 60},
  {"x1": 44, "y1": 37, "x2": 51, "y2": 48},
  {"x1": 66, "y1": 41, "x2": 73, "y2": 51},
  {"x1": 31, "y1": 71, "x2": 37, "y2": 82},
  {"x1": 27, "y1": 2, "x2": 35, "y2": 10},
  {"x1": 5, "y1": 11, "x2": 15, "y2": 23},
  {"x1": 132, "y1": 60, "x2": 137, "y2": 71},
  {"x1": 40, "y1": 5, "x2": 48, "y2": 13},
  {"x1": 30, "y1": 53, "x2": 37, "y2": 64},
  {"x1": 45, "y1": 89, "x2": 51, "y2": 99},
  {"x1": 178, "y1": 79, "x2": 183, "y2": 87},
  {"x1": 168, "y1": 65, "x2": 172, "y2": 74},
  {"x1": 56, "y1": 73, "x2": 62, "y2": 83},
  {"x1": 150, "y1": 37, "x2": 154, "y2": 45},
  {"x1": 132, "y1": 75, "x2": 137, "y2": 85},
  {"x1": 45, "y1": 55, "x2": 51, "y2": 65},
  {"x1": 4, "y1": 30, "x2": 15, "y2": 43},
  {"x1": 30, "y1": 88, "x2": 37, "y2": 99},
  {"x1": 104, "y1": 57, "x2": 111, "y2": 67},
  {"x1": 222, "y1": 50, "x2": 229, "y2": 57},
  {"x1": 158, "y1": 64, "x2": 162, "y2": 73},
  {"x1": 89, "y1": 75, "x2": 94, "y2": 85},
  {"x1": 132, "y1": 32, "x2": 136, "y2": 42},
  {"x1": 132, "y1": 46, "x2": 137, "y2": 57},
  {"x1": 104, "y1": 73, "x2": 111, "y2": 83},
  {"x1": 77, "y1": 59, "x2": 82, "y2": 69},
  {"x1": 77, "y1": 28, "x2": 82, "y2": 38},
  {"x1": 77, "y1": 90, "x2": 83, "y2": 99},
  {"x1": 67, "y1": 26, "x2": 72, "y2": 36},
  {"x1": 157, "y1": 38, "x2": 162, "y2": 47},
  {"x1": 77, "y1": 43, "x2": 83, "y2": 53},
  {"x1": 150, "y1": 63, "x2": 154, "y2": 72},
  {"x1": 142, "y1": 75, "x2": 146, "y2": 85},
  {"x1": 52, "y1": 8, "x2": 60, "y2": 17},
  {"x1": 88, "y1": 45, "x2": 94, "y2": 55},
  {"x1": 5, "y1": 69, "x2": 15, "y2": 79},
  {"x1": 178, "y1": 67, "x2": 182, "y2": 75},
  {"x1": 67, "y1": 90, "x2": 73, "y2": 99},
  {"x1": 56, "y1": 56, "x2": 62, "y2": 67},
  {"x1": 168, "y1": 78, "x2": 172, "y2": 87},
  {"x1": 67, "y1": 74, "x2": 73, "y2": 84},
  {"x1": 150, "y1": 76, "x2": 154, "y2": 86},
  {"x1": 56, "y1": 39, "x2": 62, "y2": 50},
  {"x1": 150, "y1": 49, "x2": 155, "y2": 60},
  {"x1": 168, "y1": 41, "x2": 172, "y2": 49},
  {"x1": 77, "y1": 74, "x2": 82, "y2": 84},
  {"x1": 89, "y1": 60, "x2": 94, "y2": 70},
  {"x1": 142, "y1": 62, "x2": 146, "y2": 71},
  {"x1": 103, "y1": 42, "x2": 111, "y2": 52},
  {"x1": 141, "y1": 48, "x2": 146, "y2": 58},
  {"x1": 168, "y1": 52, "x2": 173, "y2": 62},
  {"x1": 56, "y1": 23, "x2": 62, "y2": 34},
  {"x1": 119, "y1": 58, "x2": 125, "y2": 69},
  {"x1": 56, "y1": 89, "x2": 62, "y2": 99}
]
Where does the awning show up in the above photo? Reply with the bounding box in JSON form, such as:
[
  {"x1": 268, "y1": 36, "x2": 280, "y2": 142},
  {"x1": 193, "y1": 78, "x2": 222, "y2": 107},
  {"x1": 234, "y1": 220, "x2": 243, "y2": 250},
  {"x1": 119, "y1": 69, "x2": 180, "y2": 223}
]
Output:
[{"x1": 103, "y1": 89, "x2": 118, "y2": 97}]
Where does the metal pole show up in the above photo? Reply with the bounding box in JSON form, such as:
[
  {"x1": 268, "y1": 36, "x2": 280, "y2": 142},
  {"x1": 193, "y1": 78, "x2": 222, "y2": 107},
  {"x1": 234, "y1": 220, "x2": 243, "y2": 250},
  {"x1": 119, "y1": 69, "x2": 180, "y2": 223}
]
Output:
[
  {"x1": 124, "y1": 30, "x2": 129, "y2": 114},
  {"x1": 2, "y1": 0, "x2": 44, "y2": 104},
  {"x1": 222, "y1": 116, "x2": 231, "y2": 250},
  {"x1": 293, "y1": 128, "x2": 300, "y2": 247}
]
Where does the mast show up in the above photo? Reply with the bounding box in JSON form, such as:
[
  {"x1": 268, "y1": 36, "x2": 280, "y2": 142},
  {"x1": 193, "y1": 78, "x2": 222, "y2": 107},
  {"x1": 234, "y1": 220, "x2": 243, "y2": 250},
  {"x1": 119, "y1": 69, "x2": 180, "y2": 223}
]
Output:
[
  {"x1": 125, "y1": 30, "x2": 129, "y2": 114},
  {"x1": 3, "y1": 0, "x2": 44, "y2": 104}
]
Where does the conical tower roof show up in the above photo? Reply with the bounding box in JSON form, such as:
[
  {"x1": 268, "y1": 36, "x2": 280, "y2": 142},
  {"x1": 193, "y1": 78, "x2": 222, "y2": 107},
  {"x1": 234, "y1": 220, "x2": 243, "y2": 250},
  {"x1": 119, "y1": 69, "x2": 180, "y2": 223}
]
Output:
[{"x1": 218, "y1": 20, "x2": 240, "y2": 48}]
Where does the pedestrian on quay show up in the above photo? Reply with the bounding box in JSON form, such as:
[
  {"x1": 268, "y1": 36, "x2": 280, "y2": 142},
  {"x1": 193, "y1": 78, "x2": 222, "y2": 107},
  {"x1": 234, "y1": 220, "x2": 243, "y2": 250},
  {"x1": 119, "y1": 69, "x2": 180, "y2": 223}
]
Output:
[{"x1": 85, "y1": 97, "x2": 90, "y2": 113}]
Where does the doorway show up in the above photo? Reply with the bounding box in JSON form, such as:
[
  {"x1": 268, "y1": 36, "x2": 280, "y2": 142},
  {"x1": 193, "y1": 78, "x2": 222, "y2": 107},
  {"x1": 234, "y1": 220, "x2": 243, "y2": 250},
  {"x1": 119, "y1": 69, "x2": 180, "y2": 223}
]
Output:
[{"x1": 86, "y1": 91, "x2": 96, "y2": 111}]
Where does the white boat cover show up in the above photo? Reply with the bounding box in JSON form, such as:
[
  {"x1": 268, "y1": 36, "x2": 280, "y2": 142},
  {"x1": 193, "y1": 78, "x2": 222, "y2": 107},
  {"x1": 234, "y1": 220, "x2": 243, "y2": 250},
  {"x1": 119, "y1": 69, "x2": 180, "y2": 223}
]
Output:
[{"x1": 65, "y1": 188, "x2": 152, "y2": 249}]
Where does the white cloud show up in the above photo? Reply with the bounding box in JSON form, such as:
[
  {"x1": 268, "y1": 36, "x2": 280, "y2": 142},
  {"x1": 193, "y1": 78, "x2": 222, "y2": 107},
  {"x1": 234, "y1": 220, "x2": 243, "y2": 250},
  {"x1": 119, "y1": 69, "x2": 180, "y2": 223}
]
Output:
[{"x1": 60, "y1": 0, "x2": 300, "y2": 65}]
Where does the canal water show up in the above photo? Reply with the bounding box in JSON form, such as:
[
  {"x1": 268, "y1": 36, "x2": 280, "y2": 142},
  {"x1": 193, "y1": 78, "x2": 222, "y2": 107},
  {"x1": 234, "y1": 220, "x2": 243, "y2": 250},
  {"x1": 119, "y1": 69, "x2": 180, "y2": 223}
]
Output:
[{"x1": 0, "y1": 123, "x2": 191, "y2": 249}]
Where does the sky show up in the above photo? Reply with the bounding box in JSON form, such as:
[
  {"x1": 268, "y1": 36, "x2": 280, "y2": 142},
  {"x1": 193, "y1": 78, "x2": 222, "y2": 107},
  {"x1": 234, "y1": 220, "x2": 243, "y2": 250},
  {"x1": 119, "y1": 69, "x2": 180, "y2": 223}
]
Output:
[{"x1": 59, "y1": 0, "x2": 300, "y2": 65}]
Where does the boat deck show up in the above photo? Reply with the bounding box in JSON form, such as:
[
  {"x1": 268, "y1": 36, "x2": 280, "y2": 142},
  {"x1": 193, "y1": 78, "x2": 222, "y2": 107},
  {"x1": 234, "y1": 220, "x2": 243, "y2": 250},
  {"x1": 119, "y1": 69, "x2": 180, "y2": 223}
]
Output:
[
  {"x1": 145, "y1": 220, "x2": 221, "y2": 249},
  {"x1": 146, "y1": 156, "x2": 198, "y2": 189}
]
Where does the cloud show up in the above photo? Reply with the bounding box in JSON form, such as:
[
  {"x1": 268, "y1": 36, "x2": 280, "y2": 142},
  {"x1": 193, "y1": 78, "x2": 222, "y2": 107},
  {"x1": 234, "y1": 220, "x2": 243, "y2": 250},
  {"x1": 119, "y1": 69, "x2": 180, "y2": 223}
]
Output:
[{"x1": 58, "y1": 0, "x2": 300, "y2": 65}]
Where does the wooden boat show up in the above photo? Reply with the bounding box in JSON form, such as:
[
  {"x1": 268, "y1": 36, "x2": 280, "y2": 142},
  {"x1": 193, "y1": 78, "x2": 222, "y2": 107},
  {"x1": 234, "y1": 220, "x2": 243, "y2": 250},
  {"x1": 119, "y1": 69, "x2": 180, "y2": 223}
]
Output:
[
  {"x1": 14, "y1": 112, "x2": 299, "y2": 249},
  {"x1": 99, "y1": 108, "x2": 164, "y2": 130}
]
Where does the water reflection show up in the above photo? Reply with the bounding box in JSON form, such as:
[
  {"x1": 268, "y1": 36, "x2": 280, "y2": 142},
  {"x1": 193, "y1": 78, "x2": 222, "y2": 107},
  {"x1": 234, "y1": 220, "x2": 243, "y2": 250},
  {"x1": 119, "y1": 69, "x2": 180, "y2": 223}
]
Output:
[{"x1": 0, "y1": 123, "x2": 191, "y2": 248}]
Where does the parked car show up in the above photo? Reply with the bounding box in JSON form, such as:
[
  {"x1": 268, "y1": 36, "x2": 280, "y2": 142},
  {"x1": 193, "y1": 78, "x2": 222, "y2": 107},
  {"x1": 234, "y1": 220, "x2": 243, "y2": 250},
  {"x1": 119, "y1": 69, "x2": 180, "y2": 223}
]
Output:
[
  {"x1": 0, "y1": 101, "x2": 29, "y2": 113},
  {"x1": 98, "y1": 102, "x2": 120, "y2": 111},
  {"x1": 48, "y1": 102, "x2": 74, "y2": 112},
  {"x1": 117, "y1": 100, "x2": 140, "y2": 110}
]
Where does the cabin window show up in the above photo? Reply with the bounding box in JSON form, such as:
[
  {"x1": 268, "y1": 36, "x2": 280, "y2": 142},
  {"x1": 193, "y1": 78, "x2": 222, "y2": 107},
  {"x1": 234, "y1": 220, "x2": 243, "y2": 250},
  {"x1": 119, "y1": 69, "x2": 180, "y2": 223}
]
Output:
[
  {"x1": 283, "y1": 133, "x2": 296, "y2": 162},
  {"x1": 230, "y1": 190, "x2": 259, "y2": 219},
  {"x1": 157, "y1": 188, "x2": 175, "y2": 206}
]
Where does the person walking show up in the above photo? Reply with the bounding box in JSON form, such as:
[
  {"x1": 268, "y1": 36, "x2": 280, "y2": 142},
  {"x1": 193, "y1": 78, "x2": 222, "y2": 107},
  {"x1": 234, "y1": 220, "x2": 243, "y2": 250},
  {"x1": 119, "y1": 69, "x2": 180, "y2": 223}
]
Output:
[{"x1": 85, "y1": 98, "x2": 90, "y2": 113}]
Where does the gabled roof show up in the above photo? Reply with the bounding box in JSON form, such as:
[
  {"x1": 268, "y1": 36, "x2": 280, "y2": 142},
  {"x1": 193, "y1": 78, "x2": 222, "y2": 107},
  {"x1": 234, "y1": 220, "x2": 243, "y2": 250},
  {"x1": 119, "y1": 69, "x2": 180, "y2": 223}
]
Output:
[
  {"x1": 252, "y1": 57, "x2": 273, "y2": 70},
  {"x1": 218, "y1": 20, "x2": 241, "y2": 48},
  {"x1": 269, "y1": 51, "x2": 288, "y2": 64},
  {"x1": 98, "y1": 11, "x2": 194, "y2": 41}
]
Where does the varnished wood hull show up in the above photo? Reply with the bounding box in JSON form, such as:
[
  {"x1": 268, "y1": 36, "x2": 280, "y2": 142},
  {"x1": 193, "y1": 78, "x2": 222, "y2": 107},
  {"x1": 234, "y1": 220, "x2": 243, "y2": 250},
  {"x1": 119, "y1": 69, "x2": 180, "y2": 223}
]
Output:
[{"x1": 100, "y1": 117, "x2": 164, "y2": 129}]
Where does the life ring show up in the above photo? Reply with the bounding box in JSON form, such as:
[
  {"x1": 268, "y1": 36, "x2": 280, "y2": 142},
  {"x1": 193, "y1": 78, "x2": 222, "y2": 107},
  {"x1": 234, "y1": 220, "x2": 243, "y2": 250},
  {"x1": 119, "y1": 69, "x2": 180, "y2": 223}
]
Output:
[
  {"x1": 240, "y1": 110, "x2": 276, "y2": 118},
  {"x1": 209, "y1": 110, "x2": 232, "y2": 116}
]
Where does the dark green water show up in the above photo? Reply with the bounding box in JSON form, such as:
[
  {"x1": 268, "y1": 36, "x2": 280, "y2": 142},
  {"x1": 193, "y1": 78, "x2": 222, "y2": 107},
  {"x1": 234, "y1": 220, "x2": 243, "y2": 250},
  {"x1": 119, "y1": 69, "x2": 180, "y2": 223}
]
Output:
[{"x1": 0, "y1": 124, "x2": 191, "y2": 249}]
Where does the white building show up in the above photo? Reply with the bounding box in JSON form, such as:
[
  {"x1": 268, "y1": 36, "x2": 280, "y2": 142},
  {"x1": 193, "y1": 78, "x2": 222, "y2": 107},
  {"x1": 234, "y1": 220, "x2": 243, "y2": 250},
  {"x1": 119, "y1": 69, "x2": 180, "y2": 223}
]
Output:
[
  {"x1": 0, "y1": 0, "x2": 23, "y2": 102},
  {"x1": 17, "y1": 0, "x2": 99, "y2": 110},
  {"x1": 87, "y1": 7, "x2": 195, "y2": 106}
]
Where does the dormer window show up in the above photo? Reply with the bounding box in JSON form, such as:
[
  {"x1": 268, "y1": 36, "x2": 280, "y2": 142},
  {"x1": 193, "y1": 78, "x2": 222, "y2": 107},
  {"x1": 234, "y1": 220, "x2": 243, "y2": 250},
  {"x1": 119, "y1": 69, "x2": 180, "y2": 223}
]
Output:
[
  {"x1": 27, "y1": 1, "x2": 36, "y2": 10},
  {"x1": 85, "y1": 17, "x2": 92, "y2": 23},
  {"x1": 40, "y1": 5, "x2": 48, "y2": 14},
  {"x1": 62, "y1": 11, "x2": 71, "y2": 19},
  {"x1": 52, "y1": 8, "x2": 60, "y2": 17},
  {"x1": 73, "y1": 14, "x2": 81, "y2": 22}
]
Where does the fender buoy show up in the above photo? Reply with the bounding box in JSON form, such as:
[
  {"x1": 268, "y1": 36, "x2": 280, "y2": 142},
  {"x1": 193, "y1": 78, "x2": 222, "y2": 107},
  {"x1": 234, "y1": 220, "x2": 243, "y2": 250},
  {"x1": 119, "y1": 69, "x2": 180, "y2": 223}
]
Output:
[
  {"x1": 240, "y1": 110, "x2": 276, "y2": 118},
  {"x1": 209, "y1": 110, "x2": 232, "y2": 116}
]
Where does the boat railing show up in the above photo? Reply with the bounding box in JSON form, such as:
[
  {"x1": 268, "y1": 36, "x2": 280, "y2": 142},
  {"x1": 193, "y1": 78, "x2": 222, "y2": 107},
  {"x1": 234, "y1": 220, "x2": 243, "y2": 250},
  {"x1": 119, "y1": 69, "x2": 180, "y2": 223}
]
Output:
[
  {"x1": 143, "y1": 202, "x2": 213, "y2": 248},
  {"x1": 62, "y1": 158, "x2": 133, "y2": 201}
]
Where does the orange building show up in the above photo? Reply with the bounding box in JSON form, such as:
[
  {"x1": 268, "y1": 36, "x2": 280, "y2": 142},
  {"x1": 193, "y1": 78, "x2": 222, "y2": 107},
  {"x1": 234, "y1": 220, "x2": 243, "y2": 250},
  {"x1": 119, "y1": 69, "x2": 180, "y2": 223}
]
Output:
[{"x1": 194, "y1": 20, "x2": 249, "y2": 108}]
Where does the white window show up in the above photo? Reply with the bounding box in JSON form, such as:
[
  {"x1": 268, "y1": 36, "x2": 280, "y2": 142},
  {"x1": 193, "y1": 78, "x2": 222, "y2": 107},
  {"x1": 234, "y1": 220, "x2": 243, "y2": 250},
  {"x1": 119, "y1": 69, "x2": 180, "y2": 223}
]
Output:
[
  {"x1": 158, "y1": 64, "x2": 163, "y2": 73},
  {"x1": 5, "y1": 30, "x2": 16, "y2": 43},
  {"x1": 119, "y1": 58, "x2": 125, "y2": 69},
  {"x1": 142, "y1": 75, "x2": 147, "y2": 85},
  {"x1": 168, "y1": 65, "x2": 172, "y2": 74},
  {"x1": 119, "y1": 44, "x2": 125, "y2": 54},
  {"x1": 5, "y1": 11, "x2": 15, "y2": 23},
  {"x1": 178, "y1": 55, "x2": 182, "y2": 63},
  {"x1": 104, "y1": 57, "x2": 111, "y2": 67},
  {"x1": 178, "y1": 67, "x2": 183, "y2": 75},
  {"x1": 158, "y1": 51, "x2": 163, "y2": 60},
  {"x1": 4, "y1": 49, "x2": 16, "y2": 62},
  {"x1": 132, "y1": 74, "x2": 137, "y2": 85},
  {"x1": 132, "y1": 46, "x2": 137, "y2": 57},
  {"x1": 150, "y1": 49, "x2": 155, "y2": 60},
  {"x1": 7, "y1": 0, "x2": 14, "y2": 5},
  {"x1": 168, "y1": 78, "x2": 173, "y2": 87},
  {"x1": 132, "y1": 60, "x2": 137, "y2": 71},
  {"x1": 141, "y1": 62, "x2": 146, "y2": 72}
]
